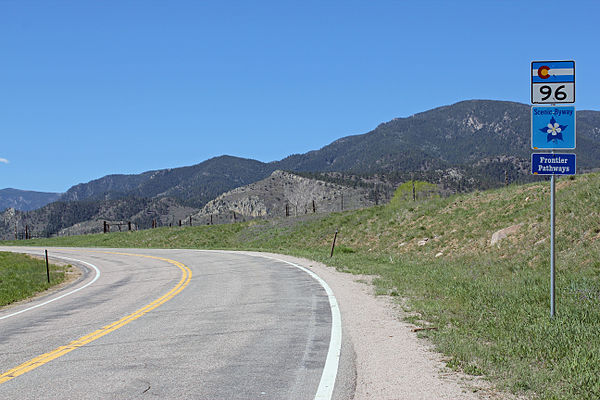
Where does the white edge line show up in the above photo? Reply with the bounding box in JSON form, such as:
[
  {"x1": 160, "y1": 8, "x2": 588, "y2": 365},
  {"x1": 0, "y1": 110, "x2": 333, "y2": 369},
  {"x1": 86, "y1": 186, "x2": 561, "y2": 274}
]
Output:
[
  {"x1": 262, "y1": 255, "x2": 342, "y2": 400},
  {"x1": 0, "y1": 255, "x2": 101, "y2": 321},
  {"x1": 200, "y1": 250, "x2": 341, "y2": 400}
]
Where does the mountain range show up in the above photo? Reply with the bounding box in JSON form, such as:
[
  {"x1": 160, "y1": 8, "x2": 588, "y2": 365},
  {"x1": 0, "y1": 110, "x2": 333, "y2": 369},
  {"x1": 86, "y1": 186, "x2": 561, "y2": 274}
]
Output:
[
  {"x1": 0, "y1": 189, "x2": 61, "y2": 212},
  {"x1": 2, "y1": 100, "x2": 599, "y2": 239}
]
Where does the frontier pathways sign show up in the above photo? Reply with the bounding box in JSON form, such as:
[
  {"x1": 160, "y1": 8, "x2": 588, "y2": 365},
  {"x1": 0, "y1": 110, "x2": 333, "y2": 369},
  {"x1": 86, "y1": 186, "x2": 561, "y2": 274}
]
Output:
[
  {"x1": 531, "y1": 60, "x2": 575, "y2": 104},
  {"x1": 531, "y1": 106, "x2": 575, "y2": 150},
  {"x1": 531, "y1": 153, "x2": 576, "y2": 175},
  {"x1": 530, "y1": 60, "x2": 577, "y2": 318}
]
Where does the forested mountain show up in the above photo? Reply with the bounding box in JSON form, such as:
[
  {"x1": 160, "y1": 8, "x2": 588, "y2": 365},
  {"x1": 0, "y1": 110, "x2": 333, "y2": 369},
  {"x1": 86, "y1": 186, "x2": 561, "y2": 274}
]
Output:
[
  {"x1": 0, "y1": 196, "x2": 197, "y2": 239},
  {"x1": 0, "y1": 189, "x2": 61, "y2": 211},
  {"x1": 60, "y1": 156, "x2": 277, "y2": 207},
  {"x1": 47, "y1": 100, "x2": 600, "y2": 206},
  {"x1": 274, "y1": 100, "x2": 600, "y2": 174},
  {"x1": 3, "y1": 99, "x2": 600, "y2": 239}
]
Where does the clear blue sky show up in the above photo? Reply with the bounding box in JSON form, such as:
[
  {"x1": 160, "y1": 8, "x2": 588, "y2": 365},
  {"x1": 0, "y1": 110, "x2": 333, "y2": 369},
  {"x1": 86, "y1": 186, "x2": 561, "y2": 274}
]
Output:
[{"x1": 1, "y1": 0, "x2": 598, "y2": 192}]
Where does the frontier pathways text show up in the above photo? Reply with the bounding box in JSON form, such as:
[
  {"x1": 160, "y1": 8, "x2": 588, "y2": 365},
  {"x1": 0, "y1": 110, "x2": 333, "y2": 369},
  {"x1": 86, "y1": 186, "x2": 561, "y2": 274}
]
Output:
[{"x1": 536, "y1": 156, "x2": 573, "y2": 173}]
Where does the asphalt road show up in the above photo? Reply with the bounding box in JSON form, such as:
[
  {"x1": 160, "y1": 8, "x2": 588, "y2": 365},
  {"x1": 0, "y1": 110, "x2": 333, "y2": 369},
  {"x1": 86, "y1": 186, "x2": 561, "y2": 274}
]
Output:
[{"x1": 0, "y1": 247, "x2": 341, "y2": 399}]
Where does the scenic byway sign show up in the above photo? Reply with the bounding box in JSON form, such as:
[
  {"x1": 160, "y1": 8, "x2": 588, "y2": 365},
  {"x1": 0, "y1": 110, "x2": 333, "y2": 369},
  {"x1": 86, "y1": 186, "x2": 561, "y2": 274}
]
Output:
[
  {"x1": 531, "y1": 105, "x2": 575, "y2": 149},
  {"x1": 531, "y1": 60, "x2": 575, "y2": 104},
  {"x1": 531, "y1": 153, "x2": 576, "y2": 175},
  {"x1": 530, "y1": 59, "x2": 577, "y2": 318}
]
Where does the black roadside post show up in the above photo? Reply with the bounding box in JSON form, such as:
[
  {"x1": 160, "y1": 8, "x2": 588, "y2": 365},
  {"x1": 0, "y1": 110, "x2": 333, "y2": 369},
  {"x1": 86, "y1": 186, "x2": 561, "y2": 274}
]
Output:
[
  {"x1": 45, "y1": 249, "x2": 50, "y2": 283},
  {"x1": 330, "y1": 229, "x2": 338, "y2": 258}
]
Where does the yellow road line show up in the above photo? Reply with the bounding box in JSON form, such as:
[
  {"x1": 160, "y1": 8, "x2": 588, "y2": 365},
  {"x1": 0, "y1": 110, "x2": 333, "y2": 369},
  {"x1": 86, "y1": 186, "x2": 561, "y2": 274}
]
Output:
[{"x1": 0, "y1": 251, "x2": 192, "y2": 384}]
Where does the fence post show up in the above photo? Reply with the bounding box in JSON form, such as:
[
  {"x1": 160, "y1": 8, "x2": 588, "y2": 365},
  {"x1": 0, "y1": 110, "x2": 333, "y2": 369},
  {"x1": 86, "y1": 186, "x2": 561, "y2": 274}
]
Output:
[
  {"x1": 313, "y1": 200, "x2": 316, "y2": 213},
  {"x1": 330, "y1": 229, "x2": 338, "y2": 257},
  {"x1": 45, "y1": 249, "x2": 50, "y2": 283}
]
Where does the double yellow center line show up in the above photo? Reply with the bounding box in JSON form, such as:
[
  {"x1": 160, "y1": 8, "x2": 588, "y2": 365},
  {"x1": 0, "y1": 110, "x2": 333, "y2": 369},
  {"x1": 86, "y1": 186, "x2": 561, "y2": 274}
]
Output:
[{"x1": 0, "y1": 251, "x2": 192, "y2": 384}]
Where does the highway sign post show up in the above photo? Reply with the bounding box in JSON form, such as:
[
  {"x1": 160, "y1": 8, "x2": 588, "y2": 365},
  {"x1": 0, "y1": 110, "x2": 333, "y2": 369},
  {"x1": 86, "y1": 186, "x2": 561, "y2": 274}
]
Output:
[
  {"x1": 531, "y1": 60, "x2": 576, "y2": 318},
  {"x1": 531, "y1": 60, "x2": 575, "y2": 104}
]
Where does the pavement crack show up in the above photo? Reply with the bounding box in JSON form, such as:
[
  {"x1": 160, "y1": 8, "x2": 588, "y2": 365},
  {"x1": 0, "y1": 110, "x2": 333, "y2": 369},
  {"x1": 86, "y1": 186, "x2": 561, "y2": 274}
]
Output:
[{"x1": 142, "y1": 381, "x2": 151, "y2": 394}]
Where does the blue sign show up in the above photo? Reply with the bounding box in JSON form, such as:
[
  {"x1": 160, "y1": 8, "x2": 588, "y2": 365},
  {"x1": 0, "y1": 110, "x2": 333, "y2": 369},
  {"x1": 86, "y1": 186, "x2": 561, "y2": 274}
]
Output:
[
  {"x1": 531, "y1": 106, "x2": 575, "y2": 150},
  {"x1": 531, "y1": 153, "x2": 576, "y2": 175},
  {"x1": 532, "y1": 61, "x2": 575, "y2": 83}
]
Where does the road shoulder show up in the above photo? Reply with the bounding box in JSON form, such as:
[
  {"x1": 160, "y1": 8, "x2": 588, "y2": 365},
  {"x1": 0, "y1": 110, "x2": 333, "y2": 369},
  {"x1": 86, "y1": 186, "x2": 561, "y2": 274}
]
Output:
[{"x1": 245, "y1": 251, "x2": 511, "y2": 400}]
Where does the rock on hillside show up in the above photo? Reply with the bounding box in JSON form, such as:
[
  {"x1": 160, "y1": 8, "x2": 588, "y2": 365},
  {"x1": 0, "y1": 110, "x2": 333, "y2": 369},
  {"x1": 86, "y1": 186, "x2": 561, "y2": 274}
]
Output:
[{"x1": 192, "y1": 170, "x2": 376, "y2": 224}]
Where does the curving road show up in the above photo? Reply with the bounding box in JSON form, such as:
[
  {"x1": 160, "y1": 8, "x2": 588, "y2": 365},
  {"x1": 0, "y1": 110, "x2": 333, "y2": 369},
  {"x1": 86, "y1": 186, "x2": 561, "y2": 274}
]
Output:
[{"x1": 0, "y1": 247, "x2": 342, "y2": 399}]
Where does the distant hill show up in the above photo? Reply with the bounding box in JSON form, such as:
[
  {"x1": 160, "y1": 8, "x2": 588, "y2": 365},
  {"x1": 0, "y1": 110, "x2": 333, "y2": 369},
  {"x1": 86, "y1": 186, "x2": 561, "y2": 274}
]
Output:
[
  {"x1": 60, "y1": 155, "x2": 277, "y2": 207},
  {"x1": 0, "y1": 189, "x2": 61, "y2": 212},
  {"x1": 0, "y1": 196, "x2": 199, "y2": 239}
]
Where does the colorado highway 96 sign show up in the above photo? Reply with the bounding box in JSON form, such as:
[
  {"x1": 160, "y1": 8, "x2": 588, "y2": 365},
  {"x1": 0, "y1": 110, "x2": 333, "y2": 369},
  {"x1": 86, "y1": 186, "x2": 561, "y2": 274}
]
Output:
[{"x1": 531, "y1": 60, "x2": 575, "y2": 104}]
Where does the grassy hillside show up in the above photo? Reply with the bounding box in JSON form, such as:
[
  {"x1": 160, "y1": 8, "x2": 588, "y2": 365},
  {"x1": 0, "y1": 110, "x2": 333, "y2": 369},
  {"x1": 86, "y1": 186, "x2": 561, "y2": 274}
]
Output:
[{"x1": 7, "y1": 173, "x2": 600, "y2": 399}]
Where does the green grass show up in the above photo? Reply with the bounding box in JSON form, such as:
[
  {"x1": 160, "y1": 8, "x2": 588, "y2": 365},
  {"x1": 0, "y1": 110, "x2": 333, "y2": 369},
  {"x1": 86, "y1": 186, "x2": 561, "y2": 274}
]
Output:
[
  {"x1": 0, "y1": 252, "x2": 71, "y2": 306},
  {"x1": 5, "y1": 173, "x2": 600, "y2": 399}
]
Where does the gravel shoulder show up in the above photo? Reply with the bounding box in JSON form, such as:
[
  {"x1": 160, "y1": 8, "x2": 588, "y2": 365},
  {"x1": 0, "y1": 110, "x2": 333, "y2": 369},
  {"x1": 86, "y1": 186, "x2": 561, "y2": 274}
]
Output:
[{"x1": 245, "y1": 251, "x2": 513, "y2": 400}]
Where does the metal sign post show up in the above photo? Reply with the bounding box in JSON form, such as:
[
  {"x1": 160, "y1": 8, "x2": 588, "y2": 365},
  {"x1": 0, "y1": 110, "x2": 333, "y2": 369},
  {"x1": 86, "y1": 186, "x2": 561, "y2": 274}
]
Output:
[
  {"x1": 550, "y1": 174, "x2": 555, "y2": 317},
  {"x1": 531, "y1": 60, "x2": 576, "y2": 318}
]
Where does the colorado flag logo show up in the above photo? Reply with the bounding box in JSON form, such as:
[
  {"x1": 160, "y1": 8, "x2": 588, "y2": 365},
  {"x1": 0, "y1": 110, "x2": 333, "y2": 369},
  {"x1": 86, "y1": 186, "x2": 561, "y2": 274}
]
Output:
[{"x1": 532, "y1": 61, "x2": 575, "y2": 83}]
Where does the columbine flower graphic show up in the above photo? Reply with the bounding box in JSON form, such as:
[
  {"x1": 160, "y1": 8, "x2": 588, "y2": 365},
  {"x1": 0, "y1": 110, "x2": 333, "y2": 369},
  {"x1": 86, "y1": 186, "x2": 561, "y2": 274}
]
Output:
[{"x1": 540, "y1": 116, "x2": 567, "y2": 143}]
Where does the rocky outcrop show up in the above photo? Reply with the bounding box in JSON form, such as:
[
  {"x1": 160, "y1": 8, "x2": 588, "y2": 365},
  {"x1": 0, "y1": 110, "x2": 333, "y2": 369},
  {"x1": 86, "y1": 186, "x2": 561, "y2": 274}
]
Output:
[{"x1": 193, "y1": 170, "x2": 376, "y2": 224}]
